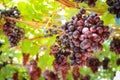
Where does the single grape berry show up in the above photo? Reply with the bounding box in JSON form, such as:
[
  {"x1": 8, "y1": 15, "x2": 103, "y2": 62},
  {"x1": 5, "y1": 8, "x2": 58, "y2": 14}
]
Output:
[{"x1": 80, "y1": 39, "x2": 91, "y2": 49}]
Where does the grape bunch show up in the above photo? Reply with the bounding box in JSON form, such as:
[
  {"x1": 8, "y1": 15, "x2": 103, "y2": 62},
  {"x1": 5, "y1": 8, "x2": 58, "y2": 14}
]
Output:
[
  {"x1": 51, "y1": 44, "x2": 70, "y2": 80},
  {"x1": 106, "y1": 0, "x2": 120, "y2": 18},
  {"x1": 110, "y1": 38, "x2": 120, "y2": 54},
  {"x1": 3, "y1": 22, "x2": 24, "y2": 47},
  {"x1": 74, "y1": 0, "x2": 97, "y2": 7},
  {"x1": 43, "y1": 70, "x2": 59, "y2": 80},
  {"x1": 0, "y1": 7, "x2": 24, "y2": 47},
  {"x1": 28, "y1": 60, "x2": 41, "y2": 80},
  {"x1": 62, "y1": 8, "x2": 110, "y2": 66},
  {"x1": 50, "y1": 8, "x2": 110, "y2": 79},
  {"x1": 102, "y1": 57, "x2": 110, "y2": 69},
  {"x1": 1, "y1": 6, "x2": 20, "y2": 19},
  {"x1": 87, "y1": 57, "x2": 101, "y2": 73}
]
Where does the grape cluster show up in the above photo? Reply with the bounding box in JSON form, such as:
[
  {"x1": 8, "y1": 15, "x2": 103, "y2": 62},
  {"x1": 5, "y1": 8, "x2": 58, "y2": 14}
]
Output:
[
  {"x1": 106, "y1": 0, "x2": 120, "y2": 18},
  {"x1": 3, "y1": 22, "x2": 24, "y2": 47},
  {"x1": 50, "y1": 8, "x2": 110, "y2": 79},
  {"x1": 0, "y1": 7, "x2": 24, "y2": 47},
  {"x1": 87, "y1": 57, "x2": 101, "y2": 73},
  {"x1": 28, "y1": 60, "x2": 41, "y2": 80},
  {"x1": 43, "y1": 70, "x2": 59, "y2": 80},
  {"x1": 116, "y1": 58, "x2": 120, "y2": 66},
  {"x1": 62, "y1": 8, "x2": 110, "y2": 66},
  {"x1": 110, "y1": 38, "x2": 120, "y2": 54},
  {"x1": 1, "y1": 6, "x2": 20, "y2": 19},
  {"x1": 74, "y1": 0, "x2": 97, "y2": 7},
  {"x1": 102, "y1": 57, "x2": 110, "y2": 69},
  {"x1": 51, "y1": 44, "x2": 70, "y2": 80}
]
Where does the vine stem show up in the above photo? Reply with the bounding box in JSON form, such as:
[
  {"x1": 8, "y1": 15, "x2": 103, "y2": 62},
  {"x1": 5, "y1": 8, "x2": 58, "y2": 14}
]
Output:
[
  {"x1": 5, "y1": 17, "x2": 63, "y2": 31},
  {"x1": 113, "y1": 28, "x2": 120, "y2": 33},
  {"x1": 56, "y1": 0, "x2": 104, "y2": 14},
  {"x1": 110, "y1": 34, "x2": 120, "y2": 39},
  {"x1": 23, "y1": 36, "x2": 46, "y2": 40},
  {"x1": 5, "y1": 17, "x2": 46, "y2": 28}
]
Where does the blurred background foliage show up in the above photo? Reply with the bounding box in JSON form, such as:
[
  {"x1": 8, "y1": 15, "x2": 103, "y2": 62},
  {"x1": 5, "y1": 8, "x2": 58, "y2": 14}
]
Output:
[{"x1": 0, "y1": 0, "x2": 120, "y2": 80}]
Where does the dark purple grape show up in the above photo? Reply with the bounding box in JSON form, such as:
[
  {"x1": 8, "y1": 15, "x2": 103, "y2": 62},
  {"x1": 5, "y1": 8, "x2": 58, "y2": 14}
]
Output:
[
  {"x1": 80, "y1": 39, "x2": 91, "y2": 49},
  {"x1": 68, "y1": 25, "x2": 75, "y2": 31},
  {"x1": 73, "y1": 30, "x2": 80, "y2": 39},
  {"x1": 90, "y1": 26, "x2": 97, "y2": 32},
  {"x1": 80, "y1": 8, "x2": 86, "y2": 14},
  {"x1": 68, "y1": 32, "x2": 73, "y2": 39},
  {"x1": 79, "y1": 34, "x2": 87, "y2": 41},
  {"x1": 94, "y1": 16, "x2": 100, "y2": 23},
  {"x1": 77, "y1": 26, "x2": 83, "y2": 32},
  {"x1": 91, "y1": 33, "x2": 101, "y2": 42},
  {"x1": 96, "y1": 27, "x2": 103, "y2": 34},
  {"x1": 82, "y1": 27, "x2": 90, "y2": 34},
  {"x1": 104, "y1": 26, "x2": 110, "y2": 32},
  {"x1": 77, "y1": 20, "x2": 84, "y2": 26}
]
